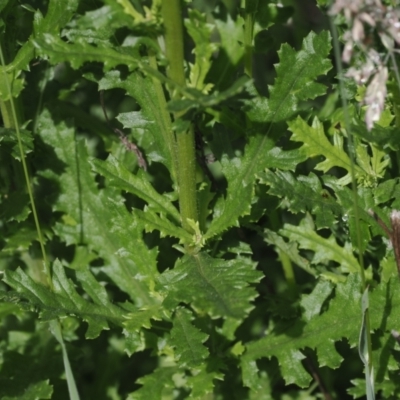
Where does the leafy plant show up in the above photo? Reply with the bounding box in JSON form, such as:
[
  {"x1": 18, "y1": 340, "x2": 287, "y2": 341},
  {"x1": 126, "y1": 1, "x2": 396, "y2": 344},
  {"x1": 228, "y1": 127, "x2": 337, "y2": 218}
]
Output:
[{"x1": 1, "y1": 0, "x2": 400, "y2": 399}]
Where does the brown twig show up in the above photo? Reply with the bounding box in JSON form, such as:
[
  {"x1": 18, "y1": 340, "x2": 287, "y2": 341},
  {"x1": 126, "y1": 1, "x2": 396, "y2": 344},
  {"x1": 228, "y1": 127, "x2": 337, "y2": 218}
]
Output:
[
  {"x1": 368, "y1": 209, "x2": 392, "y2": 238},
  {"x1": 305, "y1": 357, "x2": 333, "y2": 400},
  {"x1": 100, "y1": 90, "x2": 147, "y2": 171}
]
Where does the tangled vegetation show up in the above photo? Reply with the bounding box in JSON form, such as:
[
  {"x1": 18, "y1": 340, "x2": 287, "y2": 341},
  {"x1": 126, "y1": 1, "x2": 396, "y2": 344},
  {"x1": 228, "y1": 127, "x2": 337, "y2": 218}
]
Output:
[{"x1": 1, "y1": 1, "x2": 400, "y2": 399}]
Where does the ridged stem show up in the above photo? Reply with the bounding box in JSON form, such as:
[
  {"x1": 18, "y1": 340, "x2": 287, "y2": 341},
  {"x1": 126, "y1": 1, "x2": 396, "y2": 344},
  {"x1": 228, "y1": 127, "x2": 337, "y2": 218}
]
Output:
[{"x1": 162, "y1": 0, "x2": 198, "y2": 234}]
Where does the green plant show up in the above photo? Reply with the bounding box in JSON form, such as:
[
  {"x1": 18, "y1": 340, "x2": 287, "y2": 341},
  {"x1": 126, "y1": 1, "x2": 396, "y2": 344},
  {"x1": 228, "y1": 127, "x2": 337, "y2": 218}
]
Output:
[{"x1": 1, "y1": 0, "x2": 400, "y2": 399}]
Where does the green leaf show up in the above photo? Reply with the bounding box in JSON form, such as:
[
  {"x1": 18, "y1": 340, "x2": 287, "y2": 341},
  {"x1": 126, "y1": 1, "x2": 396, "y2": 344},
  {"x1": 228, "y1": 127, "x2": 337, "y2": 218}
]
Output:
[
  {"x1": 2, "y1": 226, "x2": 38, "y2": 255},
  {"x1": 242, "y1": 274, "x2": 363, "y2": 387},
  {"x1": 293, "y1": 112, "x2": 387, "y2": 190},
  {"x1": 185, "y1": 9, "x2": 218, "y2": 92},
  {"x1": 3, "y1": 260, "x2": 126, "y2": 338},
  {"x1": 90, "y1": 155, "x2": 181, "y2": 223},
  {"x1": 33, "y1": 0, "x2": 79, "y2": 35},
  {"x1": 33, "y1": 33, "x2": 167, "y2": 85},
  {"x1": 240, "y1": 276, "x2": 400, "y2": 391},
  {"x1": 248, "y1": 30, "x2": 332, "y2": 123},
  {"x1": 186, "y1": 363, "x2": 223, "y2": 399},
  {"x1": 98, "y1": 70, "x2": 174, "y2": 172},
  {"x1": 0, "y1": 192, "x2": 30, "y2": 222},
  {"x1": 158, "y1": 252, "x2": 262, "y2": 320},
  {"x1": 122, "y1": 305, "x2": 163, "y2": 355},
  {"x1": 62, "y1": 5, "x2": 136, "y2": 45},
  {"x1": 215, "y1": 15, "x2": 244, "y2": 67},
  {"x1": 374, "y1": 179, "x2": 399, "y2": 205},
  {"x1": 0, "y1": 377, "x2": 53, "y2": 400},
  {"x1": 0, "y1": 300, "x2": 22, "y2": 319},
  {"x1": 300, "y1": 279, "x2": 334, "y2": 321},
  {"x1": 0, "y1": 0, "x2": 79, "y2": 85},
  {"x1": 263, "y1": 229, "x2": 314, "y2": 275},
  {"x1": 261, "y1": 147, "x2": 307, "y2": 171},
  {"x1": 355, "y1": 142, "x2": 389, "y2": 187},
  {"x1": 0, "y1": 127, "x2": 33, "y2": 160},
  {"x1": 260, "y1": 170, "x2": 341, "y2": 229},
  {"x1": 33, "y1": 33, "x2": 139, "y2": 70},
  {"x1": 166, "y1": 75, "x2": 251, "y2": 114},
  {"x1": 133, "y1": 208, "x2": 191, "y2": 242},
  {"x1": 111, "y1": 0, "x2": 162, "y2": 35},
  {"x1": 205, "y1": 31, "x2": 333, "y2": 240},
  {"x1": 280, "y1": 218, "x2": 361, "y2": 274},
  {"x1": 127, "y1": 367, "x2": 176, "y2": 400},
  {"x1": 323, "y1": 181, "x2": 374, "y2": 251},
  {"x1": 256, "y1": 3, "x2": 293, "y2": 28},
  {"x1": 37, "y1": 108, "x2": 158, "y2": 306},
  {"x1": 116, "y1": 111, "x2": 153, "y2": 131},
  {"x1": 170, "y1": 307, "x2": 209, "y2": 368},
  {"x1": 288, "y1": 116, "x2": 363, "y2": 185},
  {"x1": 0, "y1": 319, "x2": 61, "y2": 399},
  {"x1": 205, "y1": 133, "x2": 275, "y2": 239},
  {"x1": 0, "y1": 71, "x2": 24, "y2": 101}
]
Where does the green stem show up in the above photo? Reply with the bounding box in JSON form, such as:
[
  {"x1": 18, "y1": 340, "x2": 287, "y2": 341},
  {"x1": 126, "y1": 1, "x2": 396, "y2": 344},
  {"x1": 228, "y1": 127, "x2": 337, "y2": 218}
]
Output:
[
  {"x1": 176, "y1": 124, "x2": 198, "y2": 231},
  {"x1": 162, "y1": 0, "x2": 198, "y2": 234},
  {"x1": 0, "y1": 44, "x2": 51, "y2": 288},
  {"x1": 0, "y1": 99, "x2": 19, "y2": 129},
  {"x1": 244, "y1": 0, "x2": 258, "y2": 77},
  {"x1": 244, "y1": 14, "x2": 254, "y2": 77}
]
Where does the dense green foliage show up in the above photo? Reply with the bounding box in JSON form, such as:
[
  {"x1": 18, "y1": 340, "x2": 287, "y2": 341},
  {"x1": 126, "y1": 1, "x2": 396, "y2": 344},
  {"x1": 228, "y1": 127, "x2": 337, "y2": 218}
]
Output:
[{"x1": 1, "y1": 0, "x2": 400, "y2": 399}]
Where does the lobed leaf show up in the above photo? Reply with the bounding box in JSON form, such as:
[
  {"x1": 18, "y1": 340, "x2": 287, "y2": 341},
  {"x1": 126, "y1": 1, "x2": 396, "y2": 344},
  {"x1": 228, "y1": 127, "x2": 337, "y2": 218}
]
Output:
[
  {"x1": 0, "y1": 192, "x2": 30, "y2": 223},
  {"x1": 0, "y1": 127, "x2": 34, "y2": 160},
  {"x1": 33, "y1": 33, "x2": 168, "y2": 86},
  {"x1": 3, "y1": 260, "x2": 126, "y2": 339},
  {"x1": 248, "y1": 30, "x2": 332, "y2": 123},
  {"x1": 99, "y1": 70, "x2": 175, "y2": 172},
  {"x1": 186, "y1": 364, "x2": 224, "y2": 399},
  {"x1": 90, "y1": 155, "x2": 181, "y2": 224},
  {"x1": 123, "y1": 304, "x2": 164, "y2": 355},
  {"x1": 133, "y1": 208, "x2": 190, "y2": 242},
  {"x1": 260, "y1": 170, "x2": 341, "y2": 229},
  {"x1": 166, "y1": 75, "x2": 251, "y2": 114},
  {"x1": 243, "y1": 275, "x2": 362, "y2": 387},
  {"x1": 127, "y1": 367, "x2": 176, "y2": 400},
  {"x1": 206, "y1": 31, "x2": 333, "y2": 239},
  {"x1": 288, "y1": 116, "x2": 363, "y2": 185},
  {"x1": 0, "y1": 0, "x2": 79, "y2": 102},
  {"x1": 170, "y1": 307, "x2": 209, "y2": 368},
  {"x1": 205, "y1": 133, "x2": 275, "y2": 239},
  {"x1": 185, "y1": 9, "x2": 217, "y2": 93},
  {"x1": 244, "y1": 275, "x2": 400, "y2": 389},
  {"x1": 37, "y1": 108, "x2": 158, "y2": 307},
  {"x1": 280, "y1": 219, "x2": 361, "y2": 274},
  {"x1": 33, "y1": 0, "x2": 79, "y2": 35},
  {"x1": 0, "y1": 370, "x2": 53, "y2": 400},
  {"x1": 263, "y1": 229, "x2": 314, "y2": 275},
  {"x1": 158, "y1": 251, "x2": 262, "y2": 320},
  {"x1": 62, "y1": 4, "x2": 137, "y2": 45}
]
